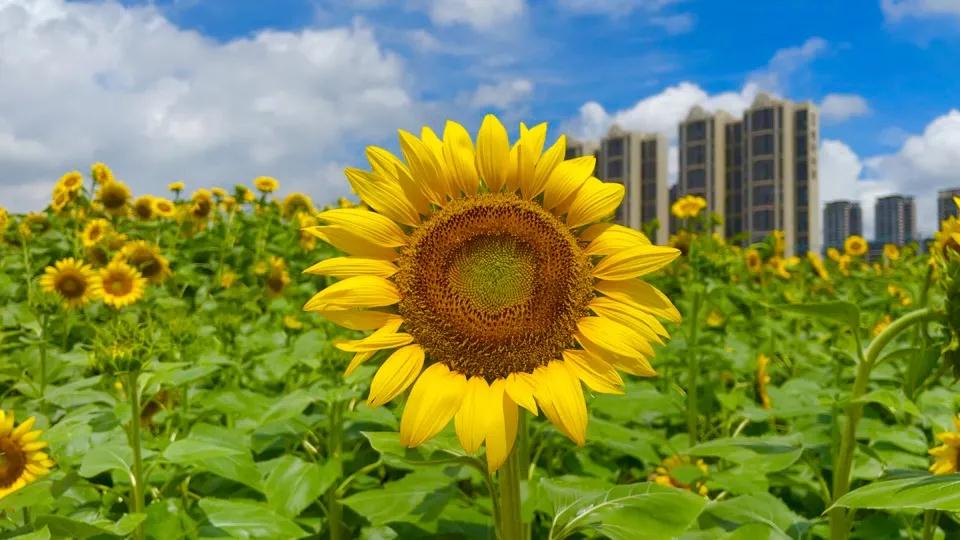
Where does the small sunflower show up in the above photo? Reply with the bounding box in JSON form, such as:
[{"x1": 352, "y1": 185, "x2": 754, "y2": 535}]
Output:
[
  {"x1": 99, "y1": 260, "x2": 146, "y2": 308},
  {"x1": 930, "y1": 415, "x2": 960, "y2": 475},
  {"x1": 168, "y1": 181, "x2": 185, "y2": 193},
  {"x1": 39, "y1": 258, "x2": 101, "y2": 308},
  {"x1": 705, "y1": 310, "x2": 725, "y2": 328},
  {"x1": 844, "y1": 235, "x2": 868, "y2": 257},
  {"x1": 297, "y1": 212, "x2": 319, "y2": 251},
  {"x1": 96, "y1": 181, "x2": 131, "y2": 216},
  {"x1": 118, "y1": 241, "x2": 171, "y2": 284},
  {"x1": 745, "y1": 249, "x2": 762, "y2": 273},
  {"x1": 0, "y1": 208, "x2": 8, "y2": 231},
  {"x1": 190, "y1": 189, "x2": 214, "y2": 221},
  {"x1": 882, "y1": 243, "x2": 900, "y2": 261},
  {"x1": 771, "y1": 230, "x2": 786, "y2": 257},
  {"x1": 220, "y1": 270, "x2": 238, "y2": 289},
  {"x1": 769, "y1": 256, "x2": 792, "y2": 280},
  {"x1": 133, "y1": 195, "x2": 155, "y2": 220},
  {"x1": 91, "y1": 162, "x2": 114, "y2": 184},
  {"x1": 934, "y1": 215, "x2": 960, "y2": 256},
  {"x1": 221, "y1": 195, "x2": 238, "y2": 212},
  {"x1": 303, "y1": 115, "x2": 680, "y2": 471},
  {"x1": 243, "y1": 189, "x2": 256, "y2": 203},
  {"x1": 649, "y1": 455, "x2": 709, "y2": 497},
  {"x1": 265, "y1": 257, "x2": 290, "y2": 297},
  {"x1": 807, "y1": 251, "x2": 829, "y2": 280},
  {"x1": 670, "y1": 195, "x2": 707, "y2": 219},
  {"x1": 283, "y1": 192, "x2": 315, "y2": 218},
  {"x1": 872, "y1": 314, "x2": 892, "y2": 337},
  {"x1": 0, "y1": 411, "x2": 55, "y2": 500},
  {"x1": 283, "y1": 314, "x2": 304, "y2": 330},
  {"x1": 151, "y1": 197, "x2": 176, "y2": 218},
  {"x1": 826, "y1": 247, "x2": 842, "y2": 262},
  {"x1": 56, "y1": 171, "x2": 85, "y2": 195},
  {"x1": 211, "y1": 187, "x2": 227, "y2": 199},
  {"x1": 756, "y1": 353, "x2": 772, "y2": 409},
  {"x1": 253, "y1": 176, "x2": 279, "y2": 193},
  {"x1": 50, "y1": 189, "x2": 73, "y2": 214}
]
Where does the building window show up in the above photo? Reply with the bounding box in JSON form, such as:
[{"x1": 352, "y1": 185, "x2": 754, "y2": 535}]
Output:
[
  {"x1": 796, "y1": 135, "x2": 807, "y2": 157},
  {"x1": 752, "y1": 133, "x2": 774, "y2": 155},
  {"x1": 606, "y1": 159, "x2": 623, "y2": 179},
  {"x1": 797, "y1": 185, "x2": 808, "y2": 206},
  {"x1": 564, "y1": 147, "x2": 581, "y2": 160},
  {"x1": 686, "y1": 144, "x2": 706, "y2": 165},
  {"x1": 753, "y1": 185, "x2": 775, "y2": 205},
  {"x1": 751, "y1": 108, "x2": 774, "y2": 130},
  {"x1": 687, "y1": 169, "x2": 706, "y2": 188},
  {"x1": 752, "y1": 159, "x2": 774, "y2": 181},
  {"x1": 796, "y1": 162, "x2": 808, "y2": 182},
  {"x1": 606, "y1": 138, "x2": 624, "y2": 157},
  {"x1": 795, "y1": 109, "x2": 808, "y2": 130},
  {"x1": 686, "y1": 121, "x2": 706, "y2": 142},
  {"x1": 797, "y1": 210, "x2": 808, "y2": 232},
  {"x1": 753, "y1": 209, "x2": 774, "y2": 230}
]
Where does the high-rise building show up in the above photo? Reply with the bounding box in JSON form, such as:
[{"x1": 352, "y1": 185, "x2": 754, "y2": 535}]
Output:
[
  {"x1": 823, "y1": 200, "x2": 862, "y2": 249},
  {"x1": 792, "y1": 102, "x2": 819, "y2": 255},
  {"x1": 723, "y1": 118, "x2": 745, "y2": 241},
  {"x1": 565, "y1": 138, "x2": 600, "y2": 166},
  {"x1": 875, "y1": 195, "x2": 916, "y2": 245},
  {"x1": 678, "y1": 108, "x2": 737, "y2": 226},
  {"x1": 594, "y1": 125, "x2": 669, "y2": 244},
  {"x1": 939, "y1": 188, "x2": 960, "y2": 222}
]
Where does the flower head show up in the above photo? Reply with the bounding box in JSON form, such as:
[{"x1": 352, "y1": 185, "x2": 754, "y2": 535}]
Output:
[
  {"x1": 844, "y1": 235, "x2": 868, "y2": 257},
  {"x1": 282, "y1": 192, "x2": 315, "y2": 218},
  {"x1": 883, "y1": 243, "x2": 900, "y2": 261},
  {"x1": 99, "y1": 260, "x2": 146, "y2": 308},
  {"x1": 80, "y1": 219, "x2": 111, "y2": 248},
  {"x1": 671, "y1": 195, "x2": 707, "y2": 219},
  {"x1": 151, "y1": 197, "x2": 176, "y2": 218},
  {"x1": 649, "y1": 455, "x2": 709, "y2": 496},
  {"x1": 91, "y1": 162, "x2": 114, "y2": 184},
  {"x1": 168, "y1": 181, "x2": 185, "y2": 193},
  {"x1": 39, "y1": 258, "x2": 101, "y2": 308},
  {"x1": 265, "y1": 256, "x2": 290, "y2": 297},
  {"x1": 0, "y1": 411, "x2": 55, "y2": 500},
  {"x1": 96, "y1": 181, "x2": 131, "y2": 216},
  {"x1": 118, "y1": 241, "x2": 171, "y2": 284},
  {"x1": 133, "y1": 195, "x2": 155, "y2": 220},
  {"x1": 930, "y1": 415, "x2": 960, "y2": 475},
  {"x1": 253, "y1": 176, "x2": 279, "y2": 193},
  {"x1": 756, "y1": 353, "x2": 772, "y2": 409},
  {"x1": 807, "y1": 251, "x2": 829, "y2": 280},
  {"x1": 56, "y1": 171, "x2": 84, "y2": 195},
  {"x1": 826, "y1": 247, "x2": 841, "y2": 262},
  {"x1": 745, "y1": 249, "x2": 762, "y2": 273},
  {"x1": 303, "y1": 116, "x2": 680, "y2": 471}
]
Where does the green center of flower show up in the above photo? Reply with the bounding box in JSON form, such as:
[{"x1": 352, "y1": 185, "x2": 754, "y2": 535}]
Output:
[{"x1": 448, "y1": 235, "x2": 537, "y2": 312}]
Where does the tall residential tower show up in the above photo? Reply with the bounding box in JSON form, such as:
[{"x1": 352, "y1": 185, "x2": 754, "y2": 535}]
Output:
[{"x1": 823, "y1": 200, "x2": 862, "y2": 249}]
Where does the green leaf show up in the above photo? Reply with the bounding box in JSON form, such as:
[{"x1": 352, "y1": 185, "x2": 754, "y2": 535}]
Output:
[
  {"x1": 258, "y1": 389, "x2": 317, "y2": 425},
  {"x1": 342, "y1": 467, "x2": 461, "y2": 526},
  {"x1": 687, "y1": 435, "x2": 803, "y2": 473},
  {"x1": 771, "y1": 301, "x2": 860, "y2": 329},
  {"x1": 78, "y1": 442, "x2": 133, "y2": 478},
  {"x1": 701, "y1": 493, "x2": 811, "y2": 538},
  {"x1": 8, "y1": 526, "x2": 51, "y2": 540},
  {"x1": 33, "y1": 514, "x2": 145, "y2": 539},
  {"x1": 199, "y1": 498, "x2": 306, "y2": 539},
  {"x1": 832, "y1": 473, "x2": 960, "y2": 511},
  {"x1": 262, "y1": 455, "x2": 337, "y2": 518},
  {"x1": 854, "y1": 389, "x2": 921, "y2": 417},
  {"x1": 163, "y1": 438, "x2": 244, "y2": 462}
]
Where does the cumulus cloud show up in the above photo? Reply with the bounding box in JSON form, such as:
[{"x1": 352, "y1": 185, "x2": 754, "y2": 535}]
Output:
[
  {"x1": 469, "y1": 79, "x2": 534, "y2": 110},
  {"x1": 426, "y1": 0, "x2": 525, "y2": 31},
  {"x1": 819, "y1": 93, "x2": 870, "y2": 123},
  {"x1": 881, "y1": 0, "x2": 960, "y2": 22},
  {"x1": 818, "y1": 140, "x2": 894, "y2": 238},
  {"x1": 0, "y1": 0, "x2": 424, "y2": 212}
]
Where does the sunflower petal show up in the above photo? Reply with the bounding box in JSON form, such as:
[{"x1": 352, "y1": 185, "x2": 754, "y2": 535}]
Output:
[
  {"x1": 11, "y1": 417, "x2": 35, "y2": 439},
  {"x1": 517, "y1": 123, "x2": 548, "y2": 199},
  {"x1": 575, "y1": 317, "x2": 657, "y2": 376},
  {"x1": 303, "y1": 225, "x2": 398, "y2": 260},
  {"x1": 588, "y1": 296, "x2": 669, "y2": 341},
  {"x1": 304, "y1": 276, "x2": 399, "y2": 311},
  {"x1": 316, "y1": 209, "x2": 408, "y2": 248},
  {"x1": 345, "y1": 350, "x2": 375, "y2": 377},
  {"x1": 526, "y1": 134, "x2": 566, "y2": 200},
  {"x1": 582, "y1": 223, "x2": 651, "y2": 256},
  {"x1": 592, "y1": 245, "x2": 680, "y2": 280},
  {"x1": 443, "y1": 120, "x2": 481, "y2": 196},
  {"x1": 366, "y1": 147, "x2": 431, "y2": 216},
  {"x1": 317, "y1": 309, "x2": 401, "y2": 331},
  {"x1": 594, "y1": 279, "x2": 682, "y2": 323},
  {"x1": 565, "y1": 178, "x2": 625, "y2": 229},
  {"x1": 485, "y1": 380, "x2": 519, "y2": 472},
  {"x1": 562, "y1": 349, "x2": 624, "y2": 394},
  {"x1": 345, "y1": 167, "x2": 420, "y2": 227},
  {"x1": 400, "y1": 363, "x2": 467, "y2": 447},
  {"x1": 368, "y1": 345, "x2": 425, "y2": 407},
  {"x1": 399, "y1": 130, "x2": 449, "y2": 206},
  {"x1": 455, "y1": 377, "x2": 492, "y2": 454},
  {"x1": 475, "y1": 114, "x2": 510, "y2": 193},
  {"x1": 303, "y1": 257, "x2": 398, "y2": 278},
  {"x1": 533, "y1": 362, "x2": 587, "y2": 446},
  {"x1": 543, "y1": 157, "x2": 595, "y2": 210},
  {"x1": 334, "y1": 331, "x2": 412, "y2": 353},
  {"x1": 505, "y1": 372, "x2": 538, "y2": 415}
]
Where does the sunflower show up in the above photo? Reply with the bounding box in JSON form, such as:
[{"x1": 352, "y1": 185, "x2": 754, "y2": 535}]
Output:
[
  {"x1": 0, "y1": 208, "x2": 8, "y2": 231},
  {"x1": 190, "y1": 189, "x2": 214, "y2": 221},
  {"x1": 96, "y1": 181, "x2": 131, "y2": 216},
  {"x1": 56, "y1": 171, "x2": 85, "y2": 195},
  {"x1": 265, "y1": 257, "x2": 290, "y2": 297},
  {"x1": 844, "y1": 235, "x2": 868, "y2": 257},
  {"x1": 929, "y1": 415, "x2": 960, "y2": 475},
  {"x1": 302, "y1": 115, "x2": 680, "y2": 471},
  {"x1": 91, "y1": 162, "x2": 114, "y2": 184},
  {"x1": 934, "y1": 215, "x2": 960, "y2": 256},
  {"x1": 211, "y1": 187, "x2": 227, "y2": 199},
  {"x1": 283, "y1": 314, "x2": 304, "y2": 330},
  {"x1": 221, "y1": 195, "x2": 238, "y2": 212},
  {"x1": 151, "y1": 197, "x2": 176, "y2": 218},
  {"x1": 872, "y1": 314, "x2": 892, "y2": 337},
  {"x1": 826, "y1": 247, "x2": 841, "y2": 262},
  {"x1": 39, "y1": 258, "x2": 101, "y2": 308},
  {"x1": 670, "y1": 195, "x2": 707, "y2": 219},
  {"x1": 649, "y1": 455, "x2": 709, "y2": 496},
  {"x1": 243, "y1": 189, "x2": 256, "y2": 203},
  {"x1": 99, "y1": 260, "x2": 146, "y2": 308},
  {"x1": 220, "y1": 270, "x2": 238, "y2": 289},
  {"x1": 745, "y1": 249, "x2": 762, "y2": 273},
  {"x1": 807, "y1": 251, "x2": 829, "y2": 280},
  {"x1": 756, "y1": 353, "x2": 772, "y2": 409},
  {"x1": 24, "y1": 212, "x2": 50, "y2": 236},
  {"x1": 50, "y1": 189, "x2": 73, "y2": 214},
  {"x1": 297, "y1": 212, "x2": 319, "y2": 251},
  {"x1": 132, "y1": 195, "x2": 155, "y2": 220},
  {"x1": 882, "y1": 243, "x2": 900, "y2": 261},
  {"x1": 253, "y1": 176, "x2": 279, "y2": 193},
  {"x1": 0, "y1": 411, "x2": 55, "y2": 500},
  {"x1": 771, "y1": 230, "x2": 785, "y2": 257},
  {"x1": 118, "y1": 241, "x2": 171, "y2": 284},
  {"x1": 838, "y1": 254, "x2": 852, "y2": 276},
  {"x1": 705, "y1": 310, "x2": 725, "y2": 328},
  {"x1": 168, "y1": 181, "x2": 185, "y2": 193},
  {"x1": 283, "y1": 192, "x2": 315, "y2": 218}
]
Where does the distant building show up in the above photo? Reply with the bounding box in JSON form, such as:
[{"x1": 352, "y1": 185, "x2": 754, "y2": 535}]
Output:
[
  {"x1": 668, "y1": 183, "x2": 681, "y2": 236},
  {"x1": 723, "y1": 117, "x2": 746, "y2": 241},
  {"x1": 939, "y1": 187, "x2": 960, "y2": 222},
  {"x1": 823, "y1": 200, "x2": 862, "y2": 250},
  {"x1": 678, "y1": 108, "x2": 737, "y2": 227},
  {"x1": 875, "y1": 195, "x2": 916, "y2": 246}
]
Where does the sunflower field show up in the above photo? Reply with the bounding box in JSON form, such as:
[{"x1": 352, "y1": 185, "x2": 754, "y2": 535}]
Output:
[{"x1": 1, "y1": 116, "x2": 960, "y2": 540}]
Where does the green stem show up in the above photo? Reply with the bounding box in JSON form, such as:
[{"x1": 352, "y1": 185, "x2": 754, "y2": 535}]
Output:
[
  {"x1": 686, "y1": 290, "x2": 703, "y2": 445},
  {"x1": 327, "y1": 401, "x2": 344, "y2": 540},
  {"x1": 38, "y1": 313, "x2": 48, "y2": 397},
  {"x1": 921, "y1": 510, "x2": 938, "y2": 540},
  {"x1": 497, "y1": 415, "x2": 526, "y2": 540},
  {"x1": 125, "y1": 370, "x2": 146, "y2": 540}
]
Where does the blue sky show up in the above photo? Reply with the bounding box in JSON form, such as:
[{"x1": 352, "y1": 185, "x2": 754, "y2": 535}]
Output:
[{"x1": 3, "y1": 0, "x2": 959, "y2": 235}]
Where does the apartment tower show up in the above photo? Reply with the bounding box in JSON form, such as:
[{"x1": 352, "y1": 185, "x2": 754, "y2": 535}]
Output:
[
  {"x1": 939, "y1": 188, "x2": 960, "y2": 222},
  {"x1": 875, "y1": 195, "x2": 916, "y2": 245},
  {"x1": 823, "y1": 200, "x2": 862, "y2": 250},
  {"x1": 678, "y1": 108, "x2": 737, "y2": 227}
]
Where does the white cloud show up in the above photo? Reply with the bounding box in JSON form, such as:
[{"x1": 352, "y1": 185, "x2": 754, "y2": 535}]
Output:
[
  {"x1": 747, "y1": 37, "x2": 828, "y2": 93},
  {"x1": 881, "y1": 0, "x2": 960, "y2": 21},
  {"x1": 819, "y1": 93, "x2": 870, "y2": 123},
  {"x1": 469, "y1": 78, "x2": 534, "y2": 110},
  {"x1": 555, "y1": 0, "x2": 692, "y2": 33},
  {"x1": 819, "y1": 140, "x2": 894, "y2": 238},
  {"x1": 0, "y1": 0, "x2": 422, "y2": 212},
  {"x1": 426, "y1": 0, "x2": 525, "y2": 31}
]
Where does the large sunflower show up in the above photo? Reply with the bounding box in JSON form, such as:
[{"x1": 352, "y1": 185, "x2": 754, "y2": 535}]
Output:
[
  {"x1": 118, "y1": 241, "x2": 171, "y2": 284},
  {"x1": 133, "y1": 195, "x2": 155, "y2": 220},
  {"x1": 0, "y1": 411, "x2": 55, "y2": 500},
  {"x1": 303, "y1": 116, "x2": 680, "y2": 471},
  {"x1": 39, "y1": 258, "x2": 101, "y2": 308},
  {"x1": 151, "y1": 197, "x2": 176, "y2": 218},
  {"x1": 96, "y1": 181, "x2": 131, "y2": 216},
  {"x1": 844, "y1": 235, "x2": 868, "y2": 257},
  {"x1": 99, "y1": 260, "x2": 146, "y2": 308}
]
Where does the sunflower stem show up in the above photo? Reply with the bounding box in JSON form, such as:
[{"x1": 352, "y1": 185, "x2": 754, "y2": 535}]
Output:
[
  {"x1": 921, "y1": 510, "x2": 938, "y2": 540},
  {"x1": 686, "y1": 289, "x2": 703, "y2": 445},
  {"x1": 497, "y1": 414, "x2": 527, "y2": 540},
  {"x1": 38, "y1": 312, "x2": 48, "y2": 397},
  {"x1": 327, "y1": 400, "x2": 345, "y2": 540},
  {"x1": 125, "y1": 369, "x2": 146, "y2": 540}
]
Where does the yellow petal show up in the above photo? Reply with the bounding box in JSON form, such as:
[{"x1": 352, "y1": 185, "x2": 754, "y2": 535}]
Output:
[
  {"x1": 316, "y1": 209, "x2": 408, "y2": 248},
  {"x1": 543, "y1": 157, "x2": 595, "y2": 210},
  {"x1": 366, "y1": 147, "x2": 431, "y2": 216},
  {"x1": 526, "y1": 134, "x2": 565, "y2": 200},
  {"x1": 442, "y1": 120, "x2": 480, "y2": 196},
  {"x1": 303, "y1": 225, "x2": 397, "y2": 260},
  {"x1": 575, "y1": 317, "x2": 657, "y2": 376},
  {"x1": 455, "y1": 377, "x2": 493, "y2": 454},
  {"x1": 0, "y1": 411, "x2": 12, "y2": 436},
  {"x1": 592, "y1": 246, "x2": 681, "y2": 280},
  {"x1": 399, "y1": 130, "x2": 449, "y2": 206},
  {"x1": 595, "y1": 279, "x2": 682, "y2": 323},
  {"x1": 517, "y1": 122, "x2": 547, "y2": 199},
  {"x1": 316, "y1": 309, "x2": 400, "y2": 331},
  {"x1": 588, "y1": 296, "x2": 668, "y2": 341},
  {"x1": 532, "y1": 362, "x2": 587, "y2": 446},
  {"x1": 421, "y1": 126, "x2": 446, "y2": 165},
  {"x1": 485, "y1": 380, "x2": 519, "y2": 472},
  {"x1": 345, "y1": 350, "x2": 374, "y2": 377},
  {"x1": 400, "y1": 363, "x2": 467, "y2": 447},
  {"x1": 345, "y1": 167, "x2": 420, "y2": 227},
  {"x1": 562, "y1": 349, "x2": 624, "y2": 394},
  {"x1": 505, "y1": 372, "x2": 538, "y2": 415},
  {"x1": 334, "y1": 331, "x2": 413, "y2": 353},
  {"x1": 582, "y1": 223, "x2": 651, "y2": 256},
  {"x1": 367, "y1": 345, "x2": 425, "y2": 407},
  {"x1": 565, "y1": 178, "x2": 625, "y2": 229},
  {"x1": 303, "y1": 257, "x2": 398, "y2": 278},
  {"x1": 12, "y1": 417, "x2": 35, "y2": 439},
  {"x1": 304, "y1": 276, "x2": 400, "y2": 311},
  {"x1": 475, "y1": 114, "x2": 510, "y2": 192}
]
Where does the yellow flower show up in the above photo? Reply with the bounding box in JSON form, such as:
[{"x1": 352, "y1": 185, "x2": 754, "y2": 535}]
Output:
[
  {"x1": 283, "y1": 314, "x2": 304, "y2": 330},
  {"x1": 50, "y1": 189, "x2": 73, "y2": 214},
  {"x1": 243, "y1": 190, "x2": 256, "y2": 203},
  {"x1": 39, "y1": 258, "x2": 101, "y2": 308},
  {"x1": 670, "y1": 195, "x2": 707, "y2": 219},
  {"x1": 56, "y1": 171, "x2": 84, "y2": 195},
  {"x1": 96, "y1": 181, "x2": 131, "y2": 216},
  {"x1": 118, "y1": 241, "x2": 171, "y2": 284},
  {"x1": 265, "y1": 256, "x2": 290, "y2": 297},
  {"x1": 338, "y1": 196, "x2": 355, "y2": 209},
  {"x1": 220, "y1": 270, "x2": 238, "y2": 289},
  {"x1": 151, "y1": 197, "x2": 176, "y2": 218},
  {"x1": 91, "y1": 162, "x2": 114, "y2": 184},
  {"x1": 133, "y1": 195, "x2": 155, "y2": 220},
  {"x1": 826, "y1": 247, "x2": 841, "y2": 262},
  {"x1": 883, "y1": 243, "x2": 900, "y2": 261},
  {"x1": 297, "y1": 212, "x2": 318, "y2": 251},
  {"x1": 838, "y1": 254, "x2": 852, "y2": 276},
  {"x1": 705, "y1": 310, "x2": 725, "y2": 328},
  {"x1": 934, "y1": 216, "x2": 960, "y2": 256},
  {"x1": 99, "y1": 260, "x2": 146, "y2": 308},
  {"x1": 24, "y1": 212, "x2": 50, "y2": 236},
  {"x1": 211, "y1": 187, "x2": 227, "y2": 198},
  {"x1": 168, "y1": 181, "x2": 185, "y2": 192},
  {"x1": 282, "y1": 192, "x2": 315, "y2": 218},
  {"x1": 872, "y1": 314, "x2": 892, "y2": 337},
  {"x1": 80, "y1": 218, "x2": 111, "y2": 247},
  {"x1": 807, "y1": 251, "x2": 829, "y2": 280},
  {"x1": 0, "y1": 208, "x2": 8, "y2": 231},
  {"x1": 929, "y1": 415, "x2": 960, "y2": 475},
  {"x1": 253, "y1": 176, "x2": 279, "y2": 193},
  {"x1": 756, "y1": 353, "x2": 772, "y2": 409},
  {"x1": 190, "y1": 189, "x2": 214, "y2": 221},
  {"x1": 745, "y1": 249, "x2": 762, "y2": 273},
  {"x1": 0, "y1": 411, "x2": 55, "y2": 500},
  {"x1": 221, "y1": 195, "x2": 238, "y2": 212},
  {"x1": 771, "y1": 230, "x2": 785, "y2": 257},
  {"x1": 844, "y1": 235, "x2": 868, "y2": 257},
  {"x1": 303, "y1": 115, "x2": 681, "y2": 472},
  {"x1": 649, "y1": 455, "x2": 709, "y2": 496},
  {"x1": 768, "y1": 256, "x2": 792, "y2": 279}
]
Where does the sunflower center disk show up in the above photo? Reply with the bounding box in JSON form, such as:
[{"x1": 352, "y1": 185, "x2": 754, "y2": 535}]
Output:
[
  {"x1": 0, "y1": 439, "x2": 26, "y2": 488},
  {"x1": 397, "y1": 194, "x2": 594, "y2": 381},
  {"x1": 58, "y1": 274, "x2": 84, "y2": 297}
]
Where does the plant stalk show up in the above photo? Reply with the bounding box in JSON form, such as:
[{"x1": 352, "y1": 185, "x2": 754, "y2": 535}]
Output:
[
  {"x1": 125, "y1": 370, "x2": 146, "y2": 540},
  {"x1": 497, "y1": 417, "x2": 526, "y2": 540},
  {"x1": 686, "y1": 290, "x2": 703, "y2": 445},
  {"x1": 327, "y1": 400, "x2": 345, "y2": 540}
]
